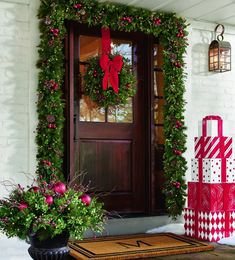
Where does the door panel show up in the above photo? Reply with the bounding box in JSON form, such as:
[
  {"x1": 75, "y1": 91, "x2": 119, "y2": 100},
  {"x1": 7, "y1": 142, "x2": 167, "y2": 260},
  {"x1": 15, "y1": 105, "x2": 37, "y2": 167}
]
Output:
[
  {"x1": 71, "y1": 25, "x2": 148, "y2": 214},
  {"x1": 80, "y1": 140, "x2": 132, "y2": 192}
]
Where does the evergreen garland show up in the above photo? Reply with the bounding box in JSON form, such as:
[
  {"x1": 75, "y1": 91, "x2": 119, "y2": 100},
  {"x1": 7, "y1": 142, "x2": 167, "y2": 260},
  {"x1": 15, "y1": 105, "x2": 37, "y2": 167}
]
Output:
[{"x1": 37, "y1": 0, "x2": 188, "y2": 219}]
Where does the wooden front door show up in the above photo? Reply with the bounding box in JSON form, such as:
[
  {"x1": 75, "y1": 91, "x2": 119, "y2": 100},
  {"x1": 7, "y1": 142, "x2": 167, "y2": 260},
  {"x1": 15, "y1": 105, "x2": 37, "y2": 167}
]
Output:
[{"x1": 66, "y1": 24, "x2": 150, "y2": 214}]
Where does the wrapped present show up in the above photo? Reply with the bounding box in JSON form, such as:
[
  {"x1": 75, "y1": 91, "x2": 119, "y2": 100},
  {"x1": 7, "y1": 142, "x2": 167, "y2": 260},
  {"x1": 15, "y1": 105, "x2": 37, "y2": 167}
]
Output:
[
  {"x1": 194, "y1": 116, "x2": 232, "y2": 159},
  {"x1": 188, "y1": 182, "x2": 235, "y2": 211},
  {"x1": 191, "y1": 158, "x2": 235, "y2": 183},
  {"x1": 184, "y1": 208, "x2": 235, "y2": 242}
]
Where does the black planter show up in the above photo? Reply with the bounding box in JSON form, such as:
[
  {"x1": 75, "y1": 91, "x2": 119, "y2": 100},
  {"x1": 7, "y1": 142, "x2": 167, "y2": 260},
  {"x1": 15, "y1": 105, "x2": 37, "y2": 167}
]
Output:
[{"x1": 28, "y1": 231, "x2": 70, "y2": 260}]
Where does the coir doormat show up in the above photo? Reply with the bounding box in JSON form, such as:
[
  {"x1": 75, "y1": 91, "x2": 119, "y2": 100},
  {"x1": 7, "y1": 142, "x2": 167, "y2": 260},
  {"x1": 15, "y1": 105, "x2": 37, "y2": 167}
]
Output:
[{"x1": 68, "y1": 233, "x2": 213, "y2": 259}]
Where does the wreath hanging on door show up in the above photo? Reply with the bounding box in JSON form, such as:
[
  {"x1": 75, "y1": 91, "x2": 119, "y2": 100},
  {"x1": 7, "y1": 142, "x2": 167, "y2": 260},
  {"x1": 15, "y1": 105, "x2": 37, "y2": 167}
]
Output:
[{"x1": 83, "y1": 28, "x2": 136, "y2": 108}]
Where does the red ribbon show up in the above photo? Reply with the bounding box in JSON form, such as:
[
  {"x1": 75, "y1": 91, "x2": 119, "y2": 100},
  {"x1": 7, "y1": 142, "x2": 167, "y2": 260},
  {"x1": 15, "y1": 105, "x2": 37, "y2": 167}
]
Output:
[
  {"x1": 100, "y1": 28, "x2": 123, "y2": 93},
  {"x1": 202, "y1": 115, "x2": 223, "y2": 137}
]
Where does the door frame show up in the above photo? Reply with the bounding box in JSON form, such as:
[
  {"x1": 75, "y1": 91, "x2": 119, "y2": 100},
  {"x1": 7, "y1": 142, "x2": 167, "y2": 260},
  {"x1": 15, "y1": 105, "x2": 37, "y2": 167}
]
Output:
[{"x1": 64, "y1": 21, "x2": 157, "y2": 215}]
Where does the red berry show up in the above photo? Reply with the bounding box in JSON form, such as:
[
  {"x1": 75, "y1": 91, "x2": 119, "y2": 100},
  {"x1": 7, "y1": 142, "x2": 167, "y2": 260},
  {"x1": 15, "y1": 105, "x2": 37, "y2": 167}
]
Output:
[
  {"x1": 45, "y1": 195, "x2": 53, "y2": 205},
  {"x1": 79, "y1": 194, "x2": 91, "y2": 206},
  {"x1": 53, "y1": 182, "x2": 67, "y2": 195},
  {"x1": 29, "y1": 186, "x2": 40, "y2": 193}
]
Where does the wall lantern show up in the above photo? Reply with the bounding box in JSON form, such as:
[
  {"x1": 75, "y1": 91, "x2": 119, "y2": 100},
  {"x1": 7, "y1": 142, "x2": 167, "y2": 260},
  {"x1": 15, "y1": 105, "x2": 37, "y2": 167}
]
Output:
[{"x1": 208, "y1": 24, "x2": 231, "y2": 72}]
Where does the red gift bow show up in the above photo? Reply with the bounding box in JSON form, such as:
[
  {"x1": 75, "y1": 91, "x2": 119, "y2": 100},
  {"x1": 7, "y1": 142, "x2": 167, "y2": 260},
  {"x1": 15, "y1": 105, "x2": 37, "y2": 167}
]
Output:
[
  {"x1": 99, "y1": 54, "x2": 123, "y2": 93},
  {"x1": 100, "y1": 28, "x2": 123, "y2": 93}
]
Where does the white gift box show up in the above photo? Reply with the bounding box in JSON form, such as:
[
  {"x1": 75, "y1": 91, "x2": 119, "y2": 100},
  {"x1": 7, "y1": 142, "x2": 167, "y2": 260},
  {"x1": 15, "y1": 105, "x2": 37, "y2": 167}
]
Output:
[{"x1": 191, "y1": 158, "x2": 235, "y2": 183}]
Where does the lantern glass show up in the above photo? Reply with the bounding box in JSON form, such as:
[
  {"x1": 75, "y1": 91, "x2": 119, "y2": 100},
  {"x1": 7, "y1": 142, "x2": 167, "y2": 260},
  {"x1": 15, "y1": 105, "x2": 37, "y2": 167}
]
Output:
[{"x1": 209, "y1": 39, "x2": 231, "y2": 72}]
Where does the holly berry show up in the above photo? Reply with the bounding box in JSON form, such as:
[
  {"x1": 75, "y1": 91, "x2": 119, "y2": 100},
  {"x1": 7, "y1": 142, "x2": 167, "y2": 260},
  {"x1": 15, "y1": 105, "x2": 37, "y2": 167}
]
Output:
[
  {"x1": 174, "y1": 61, "x2": 182, "y2": 68},
  {"x1": 53, "y1": 182, "x2": 67, "y2": 195},
  {"x1": 48, "y1": 123, "x2": 56, "y2": 129},
  {"x1": 172, "y1": 181, "x2": 181, "y2": 189},
  {"x1": 175, "y1": 120, "x2": 183, "y2": 128},
  {"x1": 79, "y1": 194, "x2": 91, "y2": 206},
  {"x1": 174, "y1": 149, "x2": 182, "y2": 156},
  {"x1": 93, "y1": 70, "x2": 98, "y2": 77},
  {"x1": 50, "y1": 28, "x2": 59, "y2": 37},
  {"x1": 42, "y1": 160, "x2": 52, "y2": 166},
  {"x1": 18, "y1": 202, "x2": 28, "y2": 211},
  {"x1": 45, "y1": 195, "x2": 53, "y2": 205},
  {"x1": 74, "y1": 3, "x2": 82, "y2": 9}
]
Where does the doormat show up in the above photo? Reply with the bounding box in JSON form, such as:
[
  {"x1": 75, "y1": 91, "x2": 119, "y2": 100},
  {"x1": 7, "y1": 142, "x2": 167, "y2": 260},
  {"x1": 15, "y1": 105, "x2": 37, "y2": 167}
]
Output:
[{"x1": 68, "y1": 233, "x2": 214, "y2": 259}]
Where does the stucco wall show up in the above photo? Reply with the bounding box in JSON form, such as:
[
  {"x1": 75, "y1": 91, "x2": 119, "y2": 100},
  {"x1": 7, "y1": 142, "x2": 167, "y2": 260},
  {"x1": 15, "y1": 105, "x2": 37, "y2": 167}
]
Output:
[
  {"x1": 1, "y1": 1, "x2": 235, "y2": 200},
  {"x1": 0, "y1": 0, "x2": 39, "y2": 197}
]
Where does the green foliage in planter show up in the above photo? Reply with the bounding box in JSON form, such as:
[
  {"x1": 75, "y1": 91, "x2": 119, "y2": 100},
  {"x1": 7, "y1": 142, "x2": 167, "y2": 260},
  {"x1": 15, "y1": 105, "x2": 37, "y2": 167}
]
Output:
[{"x1": 0, "y1": 179, "x2": 105, "y2": 240}]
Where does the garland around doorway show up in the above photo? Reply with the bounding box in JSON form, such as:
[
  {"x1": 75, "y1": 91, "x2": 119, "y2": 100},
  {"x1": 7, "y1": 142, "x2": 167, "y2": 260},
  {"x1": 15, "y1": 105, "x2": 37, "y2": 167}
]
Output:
[{"x1": 37, "y1": 0, "x2": 188, "y2": 219}]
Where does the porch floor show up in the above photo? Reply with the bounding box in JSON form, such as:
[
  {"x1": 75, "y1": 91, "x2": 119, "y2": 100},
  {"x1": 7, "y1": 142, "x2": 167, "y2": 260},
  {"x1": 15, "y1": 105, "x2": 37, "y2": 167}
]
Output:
[{"x1": 67, "y1": 243, "x2": 235, "y2": 259}]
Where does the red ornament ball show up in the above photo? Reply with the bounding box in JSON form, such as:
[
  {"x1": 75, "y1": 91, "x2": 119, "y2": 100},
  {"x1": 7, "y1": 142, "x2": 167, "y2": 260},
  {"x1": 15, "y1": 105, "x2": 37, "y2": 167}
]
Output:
[
  {"x1": 79, "y1": 194, "x2": 91, "y2": 206},
  {"x1": 53, "y1": 182, "x2": 67, "y2": 195},
  {"x1": 45, "y1": 195, "x2": 54, "y2": 205},
  {"x1": 18, "y1": 202, "x2": 28, "y2": 211}
]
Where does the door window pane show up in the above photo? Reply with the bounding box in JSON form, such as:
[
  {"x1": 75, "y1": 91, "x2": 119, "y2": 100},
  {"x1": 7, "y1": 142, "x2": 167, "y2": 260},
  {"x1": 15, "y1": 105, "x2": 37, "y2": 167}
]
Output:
[
  {"x1": 108, "y1": 98, "x2": 133, "y2": 123},
  {"x1": 78, "y1": 35, "x2": 134, "y2": 123}
]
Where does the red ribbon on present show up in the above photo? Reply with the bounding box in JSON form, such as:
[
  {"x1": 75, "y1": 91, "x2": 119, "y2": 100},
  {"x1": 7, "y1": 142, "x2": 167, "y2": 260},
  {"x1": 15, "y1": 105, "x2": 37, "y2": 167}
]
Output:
[
  {"x1": 100, "y1": 28, "x2": 123, "y2": 93},
  {"x1": 202, "y1": 115, "x2": 223, "y2": 137}
]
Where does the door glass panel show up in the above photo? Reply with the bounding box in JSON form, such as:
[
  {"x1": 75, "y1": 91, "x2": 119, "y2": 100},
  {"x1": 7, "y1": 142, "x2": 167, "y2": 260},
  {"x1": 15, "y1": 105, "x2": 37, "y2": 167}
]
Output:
[
  {"x1": 108, "y1": 39, "x2": 134, "y2": 123},
  {"x1": 154, "y1": 98, "x2": 164, "y2": 125},
  {"x1": 79, "y1": 35, "x2": 105, "y2": 122},
  {"x1": 79, "y1": 35, "x2": 134, "y2": 123},
  {"x1": 108, "y1": 98, "x2": 133, "y2": 123},
  {"x1": 154, "y1": 71, "x2": 164, "y2": 97},
  {"x1": 80, "y1": 95, "x2": 105, "y2": 122}
]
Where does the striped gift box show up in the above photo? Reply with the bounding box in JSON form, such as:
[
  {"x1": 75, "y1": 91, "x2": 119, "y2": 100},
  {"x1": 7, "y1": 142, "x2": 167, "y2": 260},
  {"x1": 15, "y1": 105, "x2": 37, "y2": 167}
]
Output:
[
  {"x1": 194, "y1": 136, "x2": 232, "y2": 158},
  {"x1": 194, "y1": 115, "x2": 232, "y2": 158}
]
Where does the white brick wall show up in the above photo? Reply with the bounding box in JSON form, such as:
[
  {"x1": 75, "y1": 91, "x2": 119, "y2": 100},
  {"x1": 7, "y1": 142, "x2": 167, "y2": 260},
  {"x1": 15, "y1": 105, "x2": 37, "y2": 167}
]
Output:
[
  {"x1": 0, "y1": 0, "x2": 39, "y2": 197},
  {"x1": 185, "y1": 20, "x2": 235, "y2": 181}
]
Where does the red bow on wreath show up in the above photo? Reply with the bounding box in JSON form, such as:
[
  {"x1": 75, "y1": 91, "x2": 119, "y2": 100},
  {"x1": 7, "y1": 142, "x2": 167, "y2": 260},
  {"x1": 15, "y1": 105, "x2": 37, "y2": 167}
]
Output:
[{"x1": 99, "y1": 28, "x2": 123, "y2": 93}]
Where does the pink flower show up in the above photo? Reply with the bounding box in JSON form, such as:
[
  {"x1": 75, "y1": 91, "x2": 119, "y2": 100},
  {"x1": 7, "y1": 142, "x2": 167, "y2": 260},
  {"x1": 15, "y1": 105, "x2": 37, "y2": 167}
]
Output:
[
  {"x1": 18, "y1": 202, "x2": 28, "y2": 211},
  {"x1": 48, "y1": 123, "x2": 57, "y2": 129},
  {"x1": 153, "y1": 18, "x2": 161, "y2": 25},
  {"x1": 74, "y1": 3, "x2": 82, "y2": 9},
  {"x1": 50, "y1": 28, "x2": 59, "y2": 37}
]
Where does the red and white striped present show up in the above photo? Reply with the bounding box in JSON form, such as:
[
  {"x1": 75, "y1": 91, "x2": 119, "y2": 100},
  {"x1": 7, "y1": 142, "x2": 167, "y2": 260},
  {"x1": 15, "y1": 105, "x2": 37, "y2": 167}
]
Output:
[
  {"x1": 194, "y1": 116, "x2": 232, "y2": 158},
  {"x1": 184, "y1": 208, "x2": 235, "y2": 242}
]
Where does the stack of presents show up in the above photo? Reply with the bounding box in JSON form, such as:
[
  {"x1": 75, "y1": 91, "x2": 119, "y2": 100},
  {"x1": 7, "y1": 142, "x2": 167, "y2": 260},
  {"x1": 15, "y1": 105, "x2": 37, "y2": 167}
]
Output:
[{"x1": 184, "y1": 115, "x2": 235, "y2": 242}]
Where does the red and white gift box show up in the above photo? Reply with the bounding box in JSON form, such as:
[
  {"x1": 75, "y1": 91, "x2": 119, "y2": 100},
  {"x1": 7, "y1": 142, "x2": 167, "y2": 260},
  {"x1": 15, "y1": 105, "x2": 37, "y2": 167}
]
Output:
[
  {"x1": 194, "y1": 116, "x2": 232, "y2": 159},
  {"x1": 191, "y1": 158, "x2": 235, "y2": 183},
  {"x1": 187, "y1": 182, "x2": 235, "y2": 211},
  {"x1": 184, "y1": 208, "x2": 235, "y2": 241}
]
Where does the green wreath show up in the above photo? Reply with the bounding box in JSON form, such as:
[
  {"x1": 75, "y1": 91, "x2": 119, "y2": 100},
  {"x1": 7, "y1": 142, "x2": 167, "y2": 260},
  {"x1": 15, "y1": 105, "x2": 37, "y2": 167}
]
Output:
[{"x1": 83, "y1": 55, "x2": 136, "y2": 108}]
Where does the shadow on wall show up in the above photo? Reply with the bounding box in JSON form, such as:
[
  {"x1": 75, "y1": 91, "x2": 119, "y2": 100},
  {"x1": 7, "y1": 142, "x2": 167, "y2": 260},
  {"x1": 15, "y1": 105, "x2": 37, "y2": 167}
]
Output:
[
  {"x1": 191, "y1": 30, "x2": 213, "y2": 76},
  {"x1": 0, "y1": 1, "x2": 32, "y2": 196}
]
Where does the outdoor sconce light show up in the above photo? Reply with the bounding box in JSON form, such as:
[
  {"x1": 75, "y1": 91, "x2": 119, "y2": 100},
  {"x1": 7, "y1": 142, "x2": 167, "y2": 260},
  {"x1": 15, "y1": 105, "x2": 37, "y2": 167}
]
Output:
[{"x1": 208, "y1": 24, "x2": 231, "y2": 72}]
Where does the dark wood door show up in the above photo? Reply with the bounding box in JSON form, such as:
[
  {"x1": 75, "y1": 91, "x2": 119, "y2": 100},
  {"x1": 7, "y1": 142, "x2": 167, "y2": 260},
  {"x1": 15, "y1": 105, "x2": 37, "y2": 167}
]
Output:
[{"x1": 67, "y1": 24, "x2": 149, "y2": 214}]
